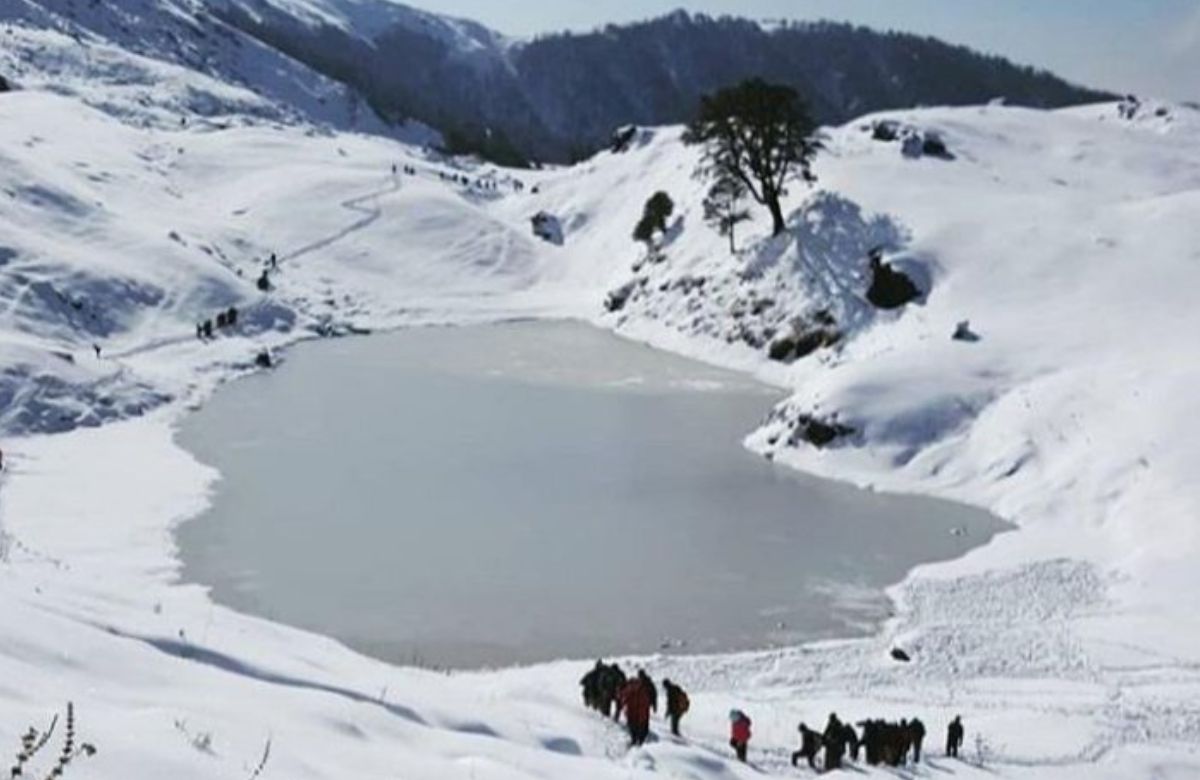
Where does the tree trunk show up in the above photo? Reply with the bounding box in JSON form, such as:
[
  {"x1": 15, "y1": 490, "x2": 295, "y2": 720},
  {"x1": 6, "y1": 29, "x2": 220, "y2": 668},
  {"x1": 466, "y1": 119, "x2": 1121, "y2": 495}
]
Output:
[{"x1": 766, "y1": 195, "x2": 787, "y2": 236}]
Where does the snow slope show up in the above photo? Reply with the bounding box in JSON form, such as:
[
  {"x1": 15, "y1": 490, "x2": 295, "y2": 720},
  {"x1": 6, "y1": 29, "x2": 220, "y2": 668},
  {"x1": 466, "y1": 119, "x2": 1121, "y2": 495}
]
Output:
[{"x1": 3, "y1": 21, "x2": 1200, "y2": 777}]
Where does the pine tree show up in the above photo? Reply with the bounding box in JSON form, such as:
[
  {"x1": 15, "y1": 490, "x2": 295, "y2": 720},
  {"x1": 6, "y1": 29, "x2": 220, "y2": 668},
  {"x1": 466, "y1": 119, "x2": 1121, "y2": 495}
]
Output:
[
  {"x1": 702, "y1": 175, "x2": 751, "y2": 253},
  {"x1": 684, "y1": 79, "x2": 818, "y2": 236}
]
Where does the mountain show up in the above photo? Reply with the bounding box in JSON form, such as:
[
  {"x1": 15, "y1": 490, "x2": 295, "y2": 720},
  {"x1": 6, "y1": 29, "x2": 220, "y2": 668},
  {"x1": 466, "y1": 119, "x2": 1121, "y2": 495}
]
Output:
[
  {"x1": 0, "y1": 0, "x2": 428, "y2": 139},
  {"x1": 212, "y1": 3, "x2": 1113, "y2": 163}
]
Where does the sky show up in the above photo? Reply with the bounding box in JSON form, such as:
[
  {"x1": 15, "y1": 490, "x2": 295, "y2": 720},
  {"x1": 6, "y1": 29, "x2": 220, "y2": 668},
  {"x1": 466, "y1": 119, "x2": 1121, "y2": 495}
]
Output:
[{"x1": 403, "y1": 0, "x2": 1200, "y2": 101}]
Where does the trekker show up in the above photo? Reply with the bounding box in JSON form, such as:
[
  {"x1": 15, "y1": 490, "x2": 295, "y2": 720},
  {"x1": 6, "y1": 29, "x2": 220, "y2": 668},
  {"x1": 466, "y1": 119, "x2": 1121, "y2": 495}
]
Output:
[
  {"x1": 910, "y1": 717, "x2": 927, "y2": 763},
  {"x1": 662, "y1": 679, "x2": 689, "y2": 737},
  {"x1": 823, "y1": 713, "x2": 847, "y2": 770},
  {"x1": 604, "y1": 664, "x2": 627, "y2": 721},
  {"x1": 791, "y1": 722, "x2": 821, "y2": 769},
  {"x1": 580, "y1": 661, "x2": 604, "y2": 711},
  {"x1": 728, "y1": 710, "x2": 751, "y2": 763},
  {"x1": 858, "y1": 720, "x2": 879, "y2": 765},
  {"x1": 618, "y1": 675, "x2": 653, "y2": 747},
  {"x1": 842, "y1": 721, "x2": 860, "y2": 762},
  {"x1": 947, "y1": 715, "x2": 964, "y2": 758},
  {"x1": 637, "y1": 669, "x2": 658, "y2": 715}
]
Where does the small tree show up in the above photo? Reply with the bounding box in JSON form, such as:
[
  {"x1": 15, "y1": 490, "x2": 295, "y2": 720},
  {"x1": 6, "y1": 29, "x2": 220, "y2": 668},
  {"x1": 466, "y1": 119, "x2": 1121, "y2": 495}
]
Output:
[
  {"x1": 632, "y1": 191, "x2": 675, "y2": 250},
  {"x1": 684, "y1": 78, "x2": 818, "y2": 236},
  {"x1": 702, "y1": 175, "x2": 751, "y2": 253}
]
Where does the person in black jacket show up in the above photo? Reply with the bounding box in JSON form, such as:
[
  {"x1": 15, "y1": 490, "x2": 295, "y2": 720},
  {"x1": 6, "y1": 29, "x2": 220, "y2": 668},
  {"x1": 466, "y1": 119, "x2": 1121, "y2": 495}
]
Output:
[
  {"x1": 947, "y1": 715, "x2": 964, "y2": 758},
  {"x1": 823, "y1": 713, "x2": 847, "y2": 769},
  {"x1": 662, "y1": 679, "x2": 690, "y2": 736},
  {"x1": 791, "y1": 722, "x2": 821, "y2": 769},
  {"x1": 909, "y1": 718, "x2": 927, "y2": 763},
  {"x1": 637, "y1": 669, "x2": 658, "y2": 714}
]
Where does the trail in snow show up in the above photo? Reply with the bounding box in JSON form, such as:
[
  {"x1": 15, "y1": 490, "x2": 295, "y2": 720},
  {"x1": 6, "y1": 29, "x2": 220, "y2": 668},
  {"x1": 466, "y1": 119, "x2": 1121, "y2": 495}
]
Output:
[{"x1": 281, "y1": 175, "x2": 402, "y2": 264}]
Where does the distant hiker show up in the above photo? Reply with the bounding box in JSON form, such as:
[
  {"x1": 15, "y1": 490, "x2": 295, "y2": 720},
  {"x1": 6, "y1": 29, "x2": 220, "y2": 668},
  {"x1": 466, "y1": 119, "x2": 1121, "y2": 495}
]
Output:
[
  {"x1": 842, "y1": 720, "x2": 860, "y2": 762},
  {"x1": 92, "y1": 343, "x2": 101, "y2": 359},
  {"x1": 255, "y1": 349, "x2": 272, "y2": 368},
  {"x1": 216, "y1": 311, "x2": 228, "y2": 329},
  {"x1": 823, "y1": 713, "x2": 847, "y2": 770},
  {"x1": 601, "y1": 663, "x2": 626, "y2": 719},
  {"x1": 662, "y1": 678, "x2": 689, "y2": 736},
  {"x1": 910, "y1": 717, "x2": 927, "y2": 763},
  {"x1": 580, "y1": 661, "x2": 604, "y2": 711},
  {"x1": 947, "y1": 715, "x2": 964, "y2": 758},
  {"x1": 858, "y1": 719, "x2": 880, "y2": 765},
  {"x1": 269, "y1": 252, "x2": 278, "y2": 270},
  {"x1": 392, "y1": 163, "x2": 398, "y2": 175},
  {"x1": 617, "y1": 674, "x2": 653, "y2": 747},
  {"x1": 202, "y1": 319, "x2": 214, "y2": 339},
  {"x1": 637, "y1": 669, "x2": 658, "y2": 714},
  {"x1": 227, "y1": 306, "x2": 238, "y2": 327},
  {"x1": 791, "y1": 722, "x2": 821, "y2": 769},
  {"x1": 257, "y1": 270, "x2": 271, "y2": 292},
  {"x1": 728, "y1": 709, "x2": 752, "y2": 762},
  {"x1": 196, "y1": 323, "x2": 204, "y2": 340}
]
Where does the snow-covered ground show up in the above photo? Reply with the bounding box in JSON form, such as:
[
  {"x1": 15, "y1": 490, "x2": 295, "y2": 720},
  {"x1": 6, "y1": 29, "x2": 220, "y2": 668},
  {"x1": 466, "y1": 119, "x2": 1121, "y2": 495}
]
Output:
[{"x1": 3, "y1": 12, "x2": 1200, "y2": 777}]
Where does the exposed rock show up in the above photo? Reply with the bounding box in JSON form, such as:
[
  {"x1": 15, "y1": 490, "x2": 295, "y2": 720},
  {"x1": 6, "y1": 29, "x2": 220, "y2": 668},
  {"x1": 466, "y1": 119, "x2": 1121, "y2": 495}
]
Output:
[
  {"x1": 0, "y1": 74, "x2": 11, "y2": 93},
  {"x1": 788, "y1": 414, "x2": 855, "y2": 448},
  {"x1": 901, "y1": 132, "x2": 925, "y2": 159},
  {"x1": 531, "y1": 211, "x2": 564, "y2": 245},
  {"x1": 255, "y1": 349, "x2": 273, "y2": 368},
  {"x1": 891, "y1": 647, "x2": 912, "y2": 662},
  {"x1": 767, "y1": 311, "x2": 842, "y2": 363},
  {"x1": 922, "y1": 130, "x2": 952, "y2": 158},
  {"x1": 604, "y1": 280, "x2": 638, "y2": 313},
  {"x1": 953, "y1": 320, "x2": 981, "y2": 342},
  {"x1": 871, "y1": 119, "x2": 901, "y2": 141},
  {"x1": 867, "y1": 249, "x2": 921, "y2": 310},
  {"x1": 610, "y1": 125, "x2": 638, "y2": 153}
]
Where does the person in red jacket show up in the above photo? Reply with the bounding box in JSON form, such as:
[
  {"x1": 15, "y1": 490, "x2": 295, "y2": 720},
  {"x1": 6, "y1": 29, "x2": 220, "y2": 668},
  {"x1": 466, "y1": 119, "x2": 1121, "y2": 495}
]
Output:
[
  {"x1": 729, "y1": 709, "x2": 752, "y2": 762},
  {"x1": 618, "y1": 674, "x2": 654, "y2": 747}
]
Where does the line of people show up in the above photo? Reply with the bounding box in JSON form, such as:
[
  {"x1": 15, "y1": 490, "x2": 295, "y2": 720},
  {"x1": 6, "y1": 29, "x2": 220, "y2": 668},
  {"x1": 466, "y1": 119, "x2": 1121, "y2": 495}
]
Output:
[
  {"x1": 579, "y1": 662, "x2": 691, "y2": 747},
  {"x1": 581, "y1": 660, "x2": 967, "y2": 771},
  {"x1": 196, "y1": 306, "x2": 239, "y2": 341}
]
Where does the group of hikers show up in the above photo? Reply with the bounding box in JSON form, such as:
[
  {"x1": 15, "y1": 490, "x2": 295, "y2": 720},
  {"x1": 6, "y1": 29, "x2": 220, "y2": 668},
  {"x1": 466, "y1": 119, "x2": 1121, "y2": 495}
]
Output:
[
  {"x1": 581, "y1": 660, "x2": 967, "y2": 771},
  {"x1": 579, "y1": 662, "x2": 691, "y2": 747},
  {"x1": 791, "y1": 713, "x2": 961, "y2": 770},
  {"x1": 196, "y1": 306, "x2": 239, "y2": 341}
]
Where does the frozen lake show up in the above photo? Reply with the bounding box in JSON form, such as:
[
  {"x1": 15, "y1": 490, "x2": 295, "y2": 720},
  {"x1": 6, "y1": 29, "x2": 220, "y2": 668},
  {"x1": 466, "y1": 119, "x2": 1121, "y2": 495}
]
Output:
[{"x1": 177, "y1": 320, "x2": 1006, "y2": 668}]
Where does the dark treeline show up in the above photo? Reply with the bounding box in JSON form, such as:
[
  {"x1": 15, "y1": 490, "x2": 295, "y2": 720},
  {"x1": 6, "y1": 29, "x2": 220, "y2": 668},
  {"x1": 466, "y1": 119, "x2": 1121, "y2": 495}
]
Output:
[{"x1": 217, "y1": 9, "x2": 1111, "y2": 165}]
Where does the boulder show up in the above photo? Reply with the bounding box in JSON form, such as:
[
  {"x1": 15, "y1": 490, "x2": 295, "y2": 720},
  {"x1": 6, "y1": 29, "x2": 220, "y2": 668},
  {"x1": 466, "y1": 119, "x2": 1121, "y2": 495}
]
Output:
[
  {"x1": 953, "y1": 320, "x2": 980, "y2": 342},
  {"x1": 604, "y1": 280, "x2": 637, "y2": 313},
  {"x1": 922, "y1": 131, "x2": 951, "y2": 158},
  {"x1": 871, "y1": 119, "x2": 901, "y2": 142},
  {"x1": 531, "y1": 211, "x2": 564, "y2": 245},
  {"x1": 867, "y1": 250, "x2": 921, "y2": 310},
  {"x1": 788, "y1": 414, "x2": 854, "y2": 448},
  {"x1": 0, "y1": 74, "x2": 10, "y2": 93},
  {"x1": 610, "y1": 125, "x2": 638, "y2": 153},
  {"x1": 767, "y1": 314, "x2": 841, "y2": 364}
]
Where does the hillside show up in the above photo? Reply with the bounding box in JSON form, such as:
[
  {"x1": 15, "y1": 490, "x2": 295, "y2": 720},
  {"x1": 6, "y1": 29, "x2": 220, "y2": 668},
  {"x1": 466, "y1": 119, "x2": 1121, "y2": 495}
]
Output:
[
  {"x1": 211, "y1": 3, "x2": 1112, "y2": 162},
  {"x1": 2, "y1": 6, "x2": 1200, "y2": 779}
]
